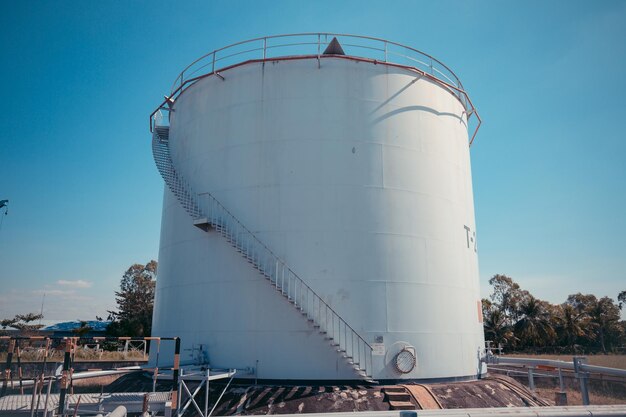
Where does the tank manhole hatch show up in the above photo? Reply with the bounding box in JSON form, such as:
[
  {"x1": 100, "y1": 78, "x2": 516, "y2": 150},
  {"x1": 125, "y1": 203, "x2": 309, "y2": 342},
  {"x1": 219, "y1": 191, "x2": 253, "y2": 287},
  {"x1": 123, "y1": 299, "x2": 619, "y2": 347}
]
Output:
[{"x1": 394, "y1": 347, "x2": 417, "y2": 374}]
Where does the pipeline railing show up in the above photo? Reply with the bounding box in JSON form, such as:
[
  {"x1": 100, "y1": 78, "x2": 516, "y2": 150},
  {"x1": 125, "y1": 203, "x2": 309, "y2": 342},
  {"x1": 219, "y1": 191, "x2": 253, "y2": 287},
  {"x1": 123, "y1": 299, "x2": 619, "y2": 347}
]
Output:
[
  {"x1": 484, "y1": 352, "x2": 626, "y2": 406},
  {"x1": 149, "y1": 33, "x2": 481, "y2": 145},
  {"x1": 0, "y1": 336, "x2": 181, "y2": 416}
]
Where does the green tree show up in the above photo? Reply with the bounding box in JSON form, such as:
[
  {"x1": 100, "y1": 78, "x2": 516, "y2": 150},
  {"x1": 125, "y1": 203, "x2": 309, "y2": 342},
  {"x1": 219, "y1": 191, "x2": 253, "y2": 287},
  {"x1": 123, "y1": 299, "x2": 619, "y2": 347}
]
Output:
[
  {"x1": 483, "y1": 307, "x2": 515, "y2": 347},
  {"x1": 107, "y1": 261, "x2": 157, "y2": 337},
  {"x1": 1, "y1": 313, "x2": 44, "y2": 332},
  {"x1": 567, "y1": 293, "x2": 597, "y2": 315},
  {"x1": 556, "y1": 304, "x2": 587, "y2": 353},
  {"x1": 587, "y1": 296, "x2": 622, "y2": 353},
  {"x1": 565, "y1": 293, "x2": 623, "y2": 353},
  {"x1": 484, "y1": 278, "x2": 626, "y2": 353},
  {"x1": 514, "y1": 296, "x2": 556, "y2": 349},
  {"x1": 618, "y1": 290, "x2": 626, "y2": 310},
  {"x1": 488, "y1": 274, "x2": 530, "y2": 325}
]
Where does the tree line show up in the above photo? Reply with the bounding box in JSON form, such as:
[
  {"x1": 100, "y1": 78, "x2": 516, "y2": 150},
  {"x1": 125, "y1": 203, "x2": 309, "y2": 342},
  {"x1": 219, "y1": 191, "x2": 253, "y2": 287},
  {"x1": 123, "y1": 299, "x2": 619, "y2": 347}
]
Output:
[
  {"x1": 106, "y1": 260, "x2": 156, "y2": 337},
  {"x1": 0, "y1": 261, "x2": 156, "y2": 338},
  {"x1": 4, "y1": 265, "x2": 625, "y2": 354},
  {"x1": 483, "y1": 274, "x2": 626, "y2": 354}
]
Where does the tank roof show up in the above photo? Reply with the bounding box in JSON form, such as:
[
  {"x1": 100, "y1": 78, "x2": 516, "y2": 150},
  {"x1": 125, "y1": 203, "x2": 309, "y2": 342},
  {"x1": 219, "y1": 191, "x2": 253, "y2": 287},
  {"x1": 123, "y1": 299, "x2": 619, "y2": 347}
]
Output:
[{"x1": 150, "y1": 33, "x2": 481, "y2": 144}]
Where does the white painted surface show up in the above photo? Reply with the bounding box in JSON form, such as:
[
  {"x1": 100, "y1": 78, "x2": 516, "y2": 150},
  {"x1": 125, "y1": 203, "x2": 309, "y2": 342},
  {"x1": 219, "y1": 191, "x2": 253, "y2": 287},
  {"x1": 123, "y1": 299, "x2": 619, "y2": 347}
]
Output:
[{"x1": 152, "y1": 57, "x2": 484, "y2": 380}]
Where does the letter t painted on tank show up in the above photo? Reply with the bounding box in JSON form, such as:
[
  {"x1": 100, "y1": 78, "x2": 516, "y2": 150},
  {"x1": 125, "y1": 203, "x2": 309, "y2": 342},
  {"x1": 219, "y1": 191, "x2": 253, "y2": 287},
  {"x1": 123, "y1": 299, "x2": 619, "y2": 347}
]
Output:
[{"x1": 464, "y1": 225, "x2": 477, "y2": 252}]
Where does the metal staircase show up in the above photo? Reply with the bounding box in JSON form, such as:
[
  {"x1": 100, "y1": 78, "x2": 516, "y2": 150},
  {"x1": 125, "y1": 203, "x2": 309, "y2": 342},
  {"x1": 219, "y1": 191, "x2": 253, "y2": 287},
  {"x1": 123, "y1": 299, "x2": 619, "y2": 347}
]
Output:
[{"x1": 152, "y1": 125, "x2": 374, "y2": 380}]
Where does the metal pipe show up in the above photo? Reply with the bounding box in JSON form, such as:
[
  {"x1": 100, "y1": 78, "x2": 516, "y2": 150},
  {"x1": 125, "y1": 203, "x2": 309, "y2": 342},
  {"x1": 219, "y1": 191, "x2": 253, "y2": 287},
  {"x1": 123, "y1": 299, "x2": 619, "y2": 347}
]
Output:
[
  {"x1": 208, "y1": 373, "x2": 235, "y2": 417},
  {"x1": 108, "y1": 406, "x2": 127, "y2": 417},
  {"x1": 142, "y1": 393, "x2": 149, "y2": 414},
  {"x1": 204, "y1": 368, "x2": 210, "y2": 417},
  {"x1": 29, "y1": 378, "x2": 38, "y2": 417},
  {"x1": 171, "y1": 337, "x2": 181, "y2": 414},
  {"x1": 580, "y1": 363, "x2": 626, "y2": 378},
  {"x1": 573, "y1": 357, "x2": 590, "y2": 406},
  {"x1": 317, "y1": 34, "x2": 320, "y2": 68},
  {"x1": 179, "y1": 379, "x2": 204, "y2": 417},
  {"x1": 153, "y1": 339, "x2": 161, "y2": 393},
  {"x1": 57, "y1": 339, "x2": 72, "y2": 415},
  {"x1": 72, "y1": 394, "x2": 81, "y2": 417},
  {"x1": 42, "y1": 377, "x2": 52, "y2": 417},
  {"x1": 16, "y1": 342, "x2": 24, "y2": 395},
  {"x1": 260, "y1": 406, "x2": 626, "y2": 416},
  {"x1": 488, "y1": 355, "x2": 575, "y2": 370},
  {"x1": 1, "y1": 339, "x2": 15, "y2": 396},
  {"x1": 263, "y1": 38, "x2": 267, "y2": 60},
  {"x1": 527, "y1": 367, "x2": 535, "y2": 392},
  {"x1": 36, "y1": 338, "x2": 51, "y2": 415},
  {"x1": 1, "y1": 368, "x2": 142, "y2": 389}
]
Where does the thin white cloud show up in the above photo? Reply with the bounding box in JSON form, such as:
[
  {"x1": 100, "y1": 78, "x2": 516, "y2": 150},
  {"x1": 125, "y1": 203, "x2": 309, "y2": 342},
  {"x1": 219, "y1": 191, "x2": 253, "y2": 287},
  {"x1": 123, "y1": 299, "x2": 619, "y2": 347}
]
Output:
[
  {"x1": 56, "y1": 279, "x2": 92, "y2": 288},
  {"x1": 33, "y1": 289, "x2": 76, "y2": 296},
  {"x1": 0, "y1": 288, "x2": 111, "y2": 323}
]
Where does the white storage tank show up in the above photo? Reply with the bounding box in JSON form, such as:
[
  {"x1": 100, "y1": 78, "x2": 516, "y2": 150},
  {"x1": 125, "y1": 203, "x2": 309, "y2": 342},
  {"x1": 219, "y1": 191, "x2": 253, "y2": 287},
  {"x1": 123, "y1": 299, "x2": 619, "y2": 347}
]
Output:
[{"x1": 150, "y1": 34, "x2": 484, "y2": 382}]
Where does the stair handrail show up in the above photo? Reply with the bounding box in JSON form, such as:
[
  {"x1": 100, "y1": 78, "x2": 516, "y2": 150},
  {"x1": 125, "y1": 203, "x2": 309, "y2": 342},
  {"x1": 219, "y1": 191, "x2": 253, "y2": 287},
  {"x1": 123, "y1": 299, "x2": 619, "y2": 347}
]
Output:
[{"x1": 152, "y1": 126, "x2": 374, "y2": 377}]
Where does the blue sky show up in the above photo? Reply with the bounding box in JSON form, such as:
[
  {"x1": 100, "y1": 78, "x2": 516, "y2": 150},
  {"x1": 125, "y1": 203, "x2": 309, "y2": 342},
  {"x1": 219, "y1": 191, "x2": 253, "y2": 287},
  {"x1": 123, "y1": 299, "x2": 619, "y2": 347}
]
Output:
[{"x1": 0, "y1": 1, "x2": 624, "y2": 323}]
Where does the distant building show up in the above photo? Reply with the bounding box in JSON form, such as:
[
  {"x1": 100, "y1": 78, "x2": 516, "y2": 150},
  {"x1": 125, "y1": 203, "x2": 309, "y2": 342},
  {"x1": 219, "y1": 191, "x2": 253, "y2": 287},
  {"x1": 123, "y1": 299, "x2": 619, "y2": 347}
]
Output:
[{"x1": 40, "y1": 321, "x2": 110, "y2": 338}]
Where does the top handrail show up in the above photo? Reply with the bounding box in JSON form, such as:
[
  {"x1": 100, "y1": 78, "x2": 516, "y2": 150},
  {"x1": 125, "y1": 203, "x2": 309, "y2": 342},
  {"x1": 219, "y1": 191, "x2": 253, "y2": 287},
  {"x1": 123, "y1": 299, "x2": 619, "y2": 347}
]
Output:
[
  {"x1": 150, "y1": 33, "x2": 481, "y2": 144},
  {"x1": 170, "y1": 33, "x2": 465, "y2": 93}
]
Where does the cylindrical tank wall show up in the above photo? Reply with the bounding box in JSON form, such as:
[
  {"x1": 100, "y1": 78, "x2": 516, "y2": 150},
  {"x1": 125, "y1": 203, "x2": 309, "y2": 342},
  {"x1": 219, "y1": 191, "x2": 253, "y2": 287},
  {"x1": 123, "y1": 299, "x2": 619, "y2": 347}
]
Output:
[{"x1": 151, "y1": 57, "x2": 484, "y2": 381}]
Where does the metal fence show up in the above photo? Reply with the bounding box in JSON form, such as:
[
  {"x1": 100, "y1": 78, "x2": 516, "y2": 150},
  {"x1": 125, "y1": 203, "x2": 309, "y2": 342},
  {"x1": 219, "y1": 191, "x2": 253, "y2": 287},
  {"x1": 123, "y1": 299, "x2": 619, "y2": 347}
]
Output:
[
  {"x1": 0, "y1": 336, "x2": 181, "y2": 416},
  {"x1": 484, "y1": 351, "x2": 626, "y2": 406}
]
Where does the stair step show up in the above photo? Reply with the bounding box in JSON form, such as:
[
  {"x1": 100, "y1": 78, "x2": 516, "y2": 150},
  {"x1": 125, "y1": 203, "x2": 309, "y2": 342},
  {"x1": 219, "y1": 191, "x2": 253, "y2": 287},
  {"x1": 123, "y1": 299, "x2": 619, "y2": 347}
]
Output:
[
  {"x1": 383, "y1": 386, "x2": 407, "y2": 394},
  {"x1": 193, "y1": 218, "x2": 211, "y2": 232},
  {"x1": 388, "y1": 401, "x2": 415, "y2": 411},
  {"x1": 385, "y1": 392, "x2": 411, "y2": 402}
]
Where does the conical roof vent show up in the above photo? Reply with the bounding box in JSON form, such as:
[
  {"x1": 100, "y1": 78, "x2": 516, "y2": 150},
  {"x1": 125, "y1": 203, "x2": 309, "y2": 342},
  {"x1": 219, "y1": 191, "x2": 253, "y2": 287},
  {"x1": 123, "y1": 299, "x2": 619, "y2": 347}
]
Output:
[{"x1": 323, "y1": 37, "x2": 345, "y2": 55}]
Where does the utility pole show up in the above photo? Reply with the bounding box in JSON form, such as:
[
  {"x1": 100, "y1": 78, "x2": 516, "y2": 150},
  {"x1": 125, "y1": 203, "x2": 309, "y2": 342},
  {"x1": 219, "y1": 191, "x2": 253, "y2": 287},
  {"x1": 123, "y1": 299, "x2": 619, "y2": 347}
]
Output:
[{"x1": 0, "y1": 199, "x2": 8, "y2": 232}]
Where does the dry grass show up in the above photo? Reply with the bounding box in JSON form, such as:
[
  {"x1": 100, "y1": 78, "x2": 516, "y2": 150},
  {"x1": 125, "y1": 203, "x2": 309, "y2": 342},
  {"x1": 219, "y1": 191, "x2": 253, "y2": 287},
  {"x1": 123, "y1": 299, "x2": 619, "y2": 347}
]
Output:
[
  {"x1": 504, "y1": 354, "x2": 626, "y2": 370},
  {"x1": 0, "y1": 350, "x2": 146, "y2": 362},
  {"x1": 495, "y1": 354, "x2": 626, "y2": 406},
  {"x1": 534, "y1": 387, "x2": 626, "y2": 406}
]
